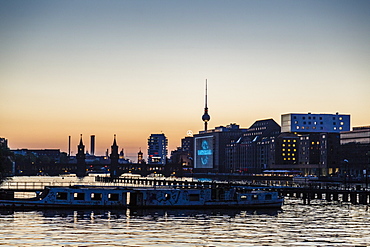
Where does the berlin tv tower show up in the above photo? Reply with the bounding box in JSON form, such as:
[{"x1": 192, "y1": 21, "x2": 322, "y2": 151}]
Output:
[{"x1": 202, "y1": 79, "x2": 210, "y2": 131}]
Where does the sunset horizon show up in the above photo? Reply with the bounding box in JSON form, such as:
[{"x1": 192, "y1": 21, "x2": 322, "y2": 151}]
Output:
[{"x1": 1, "y1": 0, "x2": 369, "y2": 161}]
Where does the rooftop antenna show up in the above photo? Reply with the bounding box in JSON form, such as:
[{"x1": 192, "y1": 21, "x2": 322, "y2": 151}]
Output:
[{"x1": 202, "y1": 79, "x2": 210, "y2": 131}]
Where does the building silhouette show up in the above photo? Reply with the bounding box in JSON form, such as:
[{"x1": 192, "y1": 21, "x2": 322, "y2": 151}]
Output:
[
  {"x1": 110, "y1": 135, "x2": 119, "y2": 178},
  {"x1": 76, "y1": 134, "x2": 86, "y2": 177},
  {"x1": 340, "y1": 126, "x2": 370, "y2": 178},
  {"x1": 90, "y1": 135, "x2": 95, "y2": 156},
  {"x1": 170, "y1": 136, "x2": 194, "y2": 173},
  {"x1": 272, "y1": 112, "x2": 350, "y2": 176},
  {"x1": 193, "y1": 123, "x2": 248, "y2": 173},
  {"x1": 137, "y1": 149, "x2": 144, "y2": 164},
  {"x1": 148, "y1": 133, "x2": 168, "y2": 165},
  {"x1": 226, "y1": 119, "x2": 281, "y2": 173}
]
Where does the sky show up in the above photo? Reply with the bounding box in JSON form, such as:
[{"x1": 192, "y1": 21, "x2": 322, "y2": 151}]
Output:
[{"x1": 1, "y1": 0, "x2": 370, "y2": 161}]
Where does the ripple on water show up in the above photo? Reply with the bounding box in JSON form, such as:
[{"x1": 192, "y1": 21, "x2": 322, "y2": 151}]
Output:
[{"x1": 0, "y1": 199, "x2": 369, "y2": 246}]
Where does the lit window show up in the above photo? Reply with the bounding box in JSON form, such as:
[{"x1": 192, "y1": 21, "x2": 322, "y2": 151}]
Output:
[
  {"x1": 296, "y1": 126, "x2": 300, "y2": 129},
  {"x1": 293, "y1": 140, "x2": 296, "y2": 142},
  {"x1": 340, "y1": 122, "x2": 344, "y2": 125},
  {"x1": 288, "y1": 140, "x2": 291, "y2": 142},
  {"x1": 339, "y1": 117, "x2": 343, "y2": 120},
  {"x1": 334, "y1": 127, "x2": 337, "y2": 130},
  {"x1": 282, "y1": 149, "x2": 285, "y2": 151},
  {"x1": 294, "y1": 149, "x2": 296, "y2": 152},
  {"x1": 288, "y1": 149, "x2": 290, "y2": 152},
  {"x1": 339, "y1": 127, "x2": 343, "y2": 130},
  {"x1": 292, "y1": 158, "x2": 296, "y2": 160}
]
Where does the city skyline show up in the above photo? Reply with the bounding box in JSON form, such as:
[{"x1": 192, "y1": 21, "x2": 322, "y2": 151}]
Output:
[{"x1": 1, "y1": 1, "x2": 370, "y2": 161}]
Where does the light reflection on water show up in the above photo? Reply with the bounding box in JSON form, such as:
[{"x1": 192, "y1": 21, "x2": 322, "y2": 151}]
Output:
[{"x1": 0, "y1": 199, "x2": 369, "y2": 247}]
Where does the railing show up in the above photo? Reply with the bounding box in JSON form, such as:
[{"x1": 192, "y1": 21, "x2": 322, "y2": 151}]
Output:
[{"x1": 0, "y1": 179, "x2": 160, "y2": 191}]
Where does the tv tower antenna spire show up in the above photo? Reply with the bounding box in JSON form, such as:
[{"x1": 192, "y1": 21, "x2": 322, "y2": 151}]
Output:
[{"x1": 202, "y1": 79, "x2": 210, "y2": 131}]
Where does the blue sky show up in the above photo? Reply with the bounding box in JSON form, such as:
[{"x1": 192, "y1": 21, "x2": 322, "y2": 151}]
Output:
[{"x1": 1, "y1": 0, "x2": 369, "y2": 160}]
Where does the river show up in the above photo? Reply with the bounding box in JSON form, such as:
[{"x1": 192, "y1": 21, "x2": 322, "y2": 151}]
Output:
[{"x1": 0, "y1": 199, "x2": 369, "y2": 246}]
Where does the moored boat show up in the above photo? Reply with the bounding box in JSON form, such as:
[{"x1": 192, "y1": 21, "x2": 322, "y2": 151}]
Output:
[{"x1": 0, "y1": 185, "x2": 283, "y2": 209}]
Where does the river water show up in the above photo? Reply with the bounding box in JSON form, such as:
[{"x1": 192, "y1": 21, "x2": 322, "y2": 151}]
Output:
[{"x1": 0, "y1": 199, "x2": 369, "y2": 246}]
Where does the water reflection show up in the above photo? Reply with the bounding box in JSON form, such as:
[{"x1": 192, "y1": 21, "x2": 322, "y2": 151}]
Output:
[
  {"x1": 0, "y1": 200, "x2": 369, "y2": 246},
  {"x1": 0, "y1": 207, "x2": 281, "y2": 219}
]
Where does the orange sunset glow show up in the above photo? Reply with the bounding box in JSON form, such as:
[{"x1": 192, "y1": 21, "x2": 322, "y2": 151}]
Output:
[{"x1": 1, "y1": 1, "x2": 369, "y2": 162}]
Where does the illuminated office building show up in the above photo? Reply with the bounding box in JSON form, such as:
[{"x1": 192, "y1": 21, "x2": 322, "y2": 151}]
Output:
[
  {"x1": 281, "y1": 112, "x2": 350, "y2": 133},
  {"x1": 148, "y1": 134, "x2": 168, "y2": 165},
  {"x1": 193, "y1": 123, "x2": 248, "y2": 173},
  {"x1": 273, "y1": 112, "x2": 350, "y2": 176}
]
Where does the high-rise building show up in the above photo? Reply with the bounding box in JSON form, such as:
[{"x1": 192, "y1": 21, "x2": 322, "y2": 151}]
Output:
[
  {"x1": 281, "y1": 112, "x2": 350, "y2": 133},
  {"x1": 170, "y1": 136, "x2": 194, "y2": 170},
  {"x1": 148, "y1": 134, "x2": 168, "y2": 165},
  {"x1": 340, "y1": 126, "x2": 370, "y2": 177},
  {"x1": 341, "y1": 126, "x2": 370, "y2": 145},
  {"x1": 226, "y1": 119, "x2": 281, "y2": 173},
  {"x1": 193, "y1": 123, "x2": 248, "y2": 173},
  {"x1": 274, "y1": 112, "x2": 349, "y2": 176}
]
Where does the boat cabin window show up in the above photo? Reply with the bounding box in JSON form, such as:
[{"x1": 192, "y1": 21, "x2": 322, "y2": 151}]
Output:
[
  {"x1": 252, "y1": 194, "x2": 259, "y2": 200},
  {"x1": 189, "y1": 194, "x2": 200, "y2": 201},
  {"x1": 91, "y1": 193, "x2": 102, "y2": 201},
  {"x1": 56, "y1": 192, "x2": 68, "y2": 200},
  {"x1": 265, "y1": 194, "x2": 272, "y2": 200},
  {"x1": 74, "y1": 193, "x2": 85, "y2": 200},
  {"x1": 165, "y1": 193, "x2": 171, "y2": 200},
  {"x1": 240, "y1": 195, "x2": 248, "y2": 200},
  {"x1": 108, "y1": 193, "x2": 119, "y2": 201}
]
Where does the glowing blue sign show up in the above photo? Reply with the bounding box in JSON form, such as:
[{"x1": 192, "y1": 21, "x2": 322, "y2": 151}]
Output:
[{"x1": 195, "y1": 136, "x2": 213, "y2": 169}]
